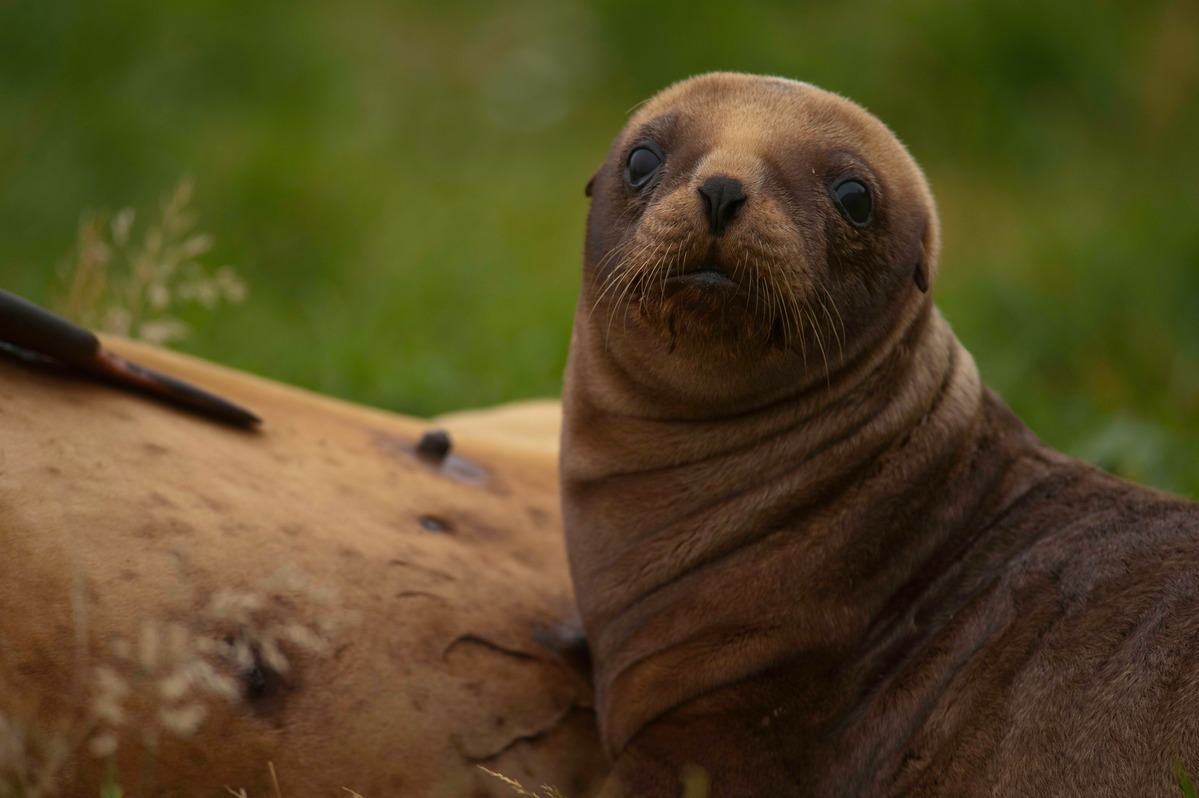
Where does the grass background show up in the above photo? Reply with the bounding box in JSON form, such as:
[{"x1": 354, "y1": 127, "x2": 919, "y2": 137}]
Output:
[{"x1": 0, "y1": 0, "x2": 1196, "y2": 496}]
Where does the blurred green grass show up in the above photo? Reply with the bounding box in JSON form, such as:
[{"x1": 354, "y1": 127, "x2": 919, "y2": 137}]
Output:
[{"x1": 1, "y1": 0, "x2": 1196, "y2": 496}]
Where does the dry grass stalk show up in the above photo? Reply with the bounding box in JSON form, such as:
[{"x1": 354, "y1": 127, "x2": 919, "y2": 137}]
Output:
[
  {"x1": 0, "y1": 713, "x2": 72, "y2": 798},
  {"x1": 52, "y1": 178, "x2": 247, "y2": 345},
  {"x1": 477, "y1": 763, "x2": 712, "y2": 798},
  {"x1": 2, "y1": 564, "x2": 345, "y2": 797},
  {"x1": 477, "y1": 766, "x2": 569, "y2": 798}
]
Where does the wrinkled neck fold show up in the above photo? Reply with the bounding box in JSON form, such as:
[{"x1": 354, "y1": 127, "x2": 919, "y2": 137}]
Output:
[{"x1": 561, "y1": 297, "x2": 997, "y2": 756}]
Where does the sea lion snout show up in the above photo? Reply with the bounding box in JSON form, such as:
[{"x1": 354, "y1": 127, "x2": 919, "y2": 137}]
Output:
[{"x1": 697, "y1": 174, "x2": 746, "y2": 235}]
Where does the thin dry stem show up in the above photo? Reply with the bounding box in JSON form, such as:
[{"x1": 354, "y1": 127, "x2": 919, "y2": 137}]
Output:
[{"x1": 51, "y1": 178, "x2": 247, "y2": 345}]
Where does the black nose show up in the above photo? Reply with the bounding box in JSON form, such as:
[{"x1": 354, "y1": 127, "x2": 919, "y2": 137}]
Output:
[{"x1": 698, "y1": 175, "x2": 746, "y2": 236}]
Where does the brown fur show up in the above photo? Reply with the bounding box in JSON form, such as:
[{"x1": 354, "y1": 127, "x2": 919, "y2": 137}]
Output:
[
  {"x1": 561, "y1": 73, "x2": 1199, "y2": 796},
  {"x1": 0, "y1": 338, "x2": 604, "y2": 796}
]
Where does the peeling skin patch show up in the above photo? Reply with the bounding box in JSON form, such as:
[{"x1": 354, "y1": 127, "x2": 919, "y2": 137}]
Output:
[
  {"x1": 443, "y1": 634, "x2": 588, "y2": 763},
  {"x1": 371, "y1": 430, "x2": 489, "y2": 486},
  {"x1": 454, "y1": 704, "x2": 579, "y2": 763}
]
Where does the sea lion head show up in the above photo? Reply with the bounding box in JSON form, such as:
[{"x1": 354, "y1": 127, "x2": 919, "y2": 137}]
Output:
[{"x1": 578, "y1": 72, "x2": 939, "y2": 411}]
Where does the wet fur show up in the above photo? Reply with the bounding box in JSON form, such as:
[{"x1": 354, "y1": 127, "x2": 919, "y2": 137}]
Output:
[{"x1": 561, "y1": 73, "x2": 1199, "y2": 796}]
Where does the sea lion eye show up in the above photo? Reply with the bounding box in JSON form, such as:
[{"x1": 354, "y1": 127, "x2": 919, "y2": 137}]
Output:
[
  {"x1": 832, "y1": 179, "x2": 872, "y2": 226},
  {"x1": 625, "y1": 142, "x2": 663, "y2": 189}
]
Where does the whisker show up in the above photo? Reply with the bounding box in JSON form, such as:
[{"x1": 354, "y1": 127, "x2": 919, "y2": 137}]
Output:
[
  {"x1": 589, "y1": 238, "x2": 655, "y2": 320},
  {"x1": 607, "y1": 262, "x2": 645, "y2": 337},
  {"x1": 804, "y1": 295, "x2": 831, "y2": 388},
  {"x1": 818, "y1": 281, "x2": 846, "y2": 357},
  {"x1": 602, "y1": 256, "x2": 645, "y2": 345}
]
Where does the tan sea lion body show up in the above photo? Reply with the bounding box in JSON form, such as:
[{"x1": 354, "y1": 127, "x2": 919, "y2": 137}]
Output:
[
  {"x1": 0, "y1": 338, "x2": 603, "y2": 796},
  {"x1": 561, "y1": 73, "x2": 1199, "y2": 796}
]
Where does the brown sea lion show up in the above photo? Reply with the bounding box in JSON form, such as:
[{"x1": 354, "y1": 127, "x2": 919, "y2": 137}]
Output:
[{"x1": 560, "y1": 72, "x2": 1199, "y2": 797}]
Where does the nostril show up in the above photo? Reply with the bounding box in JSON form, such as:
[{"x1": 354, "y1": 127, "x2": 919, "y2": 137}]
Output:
[{"x1": 698, "y1": 175, "x2": 746, "y2": 236}]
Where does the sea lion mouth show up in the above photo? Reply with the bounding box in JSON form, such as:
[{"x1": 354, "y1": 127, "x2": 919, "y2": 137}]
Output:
[
  {"x1": 661, "y1": 267, "x2": 741, "y2": 306},
  {"x1": 662, "y1": 247, "x2": 739, "y2": 292},
  {"x1": 665, "y1": 269, "x2": 735, "y2": 287}
]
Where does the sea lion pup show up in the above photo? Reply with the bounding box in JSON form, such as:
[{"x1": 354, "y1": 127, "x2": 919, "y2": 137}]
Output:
[{"x1": 560, "y1": 72, "x2": 1199, "y2": 797}]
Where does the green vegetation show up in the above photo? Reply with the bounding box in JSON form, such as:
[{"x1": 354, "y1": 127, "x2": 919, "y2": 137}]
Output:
[
  {"x1": 1179, "y1": 760, "x2": 1199, "y2": 798},
  {"x1": 1, "y1": 0, "x2": 1196, "y2": 495}
]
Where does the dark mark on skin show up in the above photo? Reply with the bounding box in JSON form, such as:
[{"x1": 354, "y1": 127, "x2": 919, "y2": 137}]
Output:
[
  {"x1": 240, "y1": 659, "x2": 286, "y2": 705},
  {"x1": 225, "y1": 634, "x2": 286, "y2": 703},
  {"x1": 242, "y1": 663, "x2": 269, "y2": 699},
  {"x1": 371, "y1": 430, "x2": 489, "y2": 487},
  {"x1": 531, "y1": 621, "x2": 593, "y2": 682},
  {"x1": 396, "y1": 590, "x2": 446, "y2": 602},
  {"x1": 387, "y1": 559, "x2": 455, "y2": 581},
  {"x1": 443, "y1": 634, "x2": 537, "y2": 662},
  {"x1": 419, "y1": 515, "x2": 453, "y2": 533},
  {"x1": 416, "y1": 428, "x2": 452, "y2": 461}
]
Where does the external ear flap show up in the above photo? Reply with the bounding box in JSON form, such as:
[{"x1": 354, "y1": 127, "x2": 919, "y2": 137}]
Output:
[
  {"x1": 584, "y1": 171, "x2": 597, "y2": 198},
  {"x1": 912, "y1": 226, "x2": 931, "y2": 293},
  {"x1": 914, "y1": 259, "x2": 928, "y2": 293}
]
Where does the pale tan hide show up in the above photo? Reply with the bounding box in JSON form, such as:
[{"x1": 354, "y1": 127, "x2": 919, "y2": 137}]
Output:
[
  {"x1": 435, "y1": 400, "x2": 562, "y2": 458},
  {"x1": 0, "y1": 338, "x2": 599, "y2": 797}
]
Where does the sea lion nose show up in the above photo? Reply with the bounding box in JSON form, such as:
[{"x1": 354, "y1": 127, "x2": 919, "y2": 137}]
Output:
[{"x1": 698, "y1": 175, "x2": 746, "y2": 236}]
